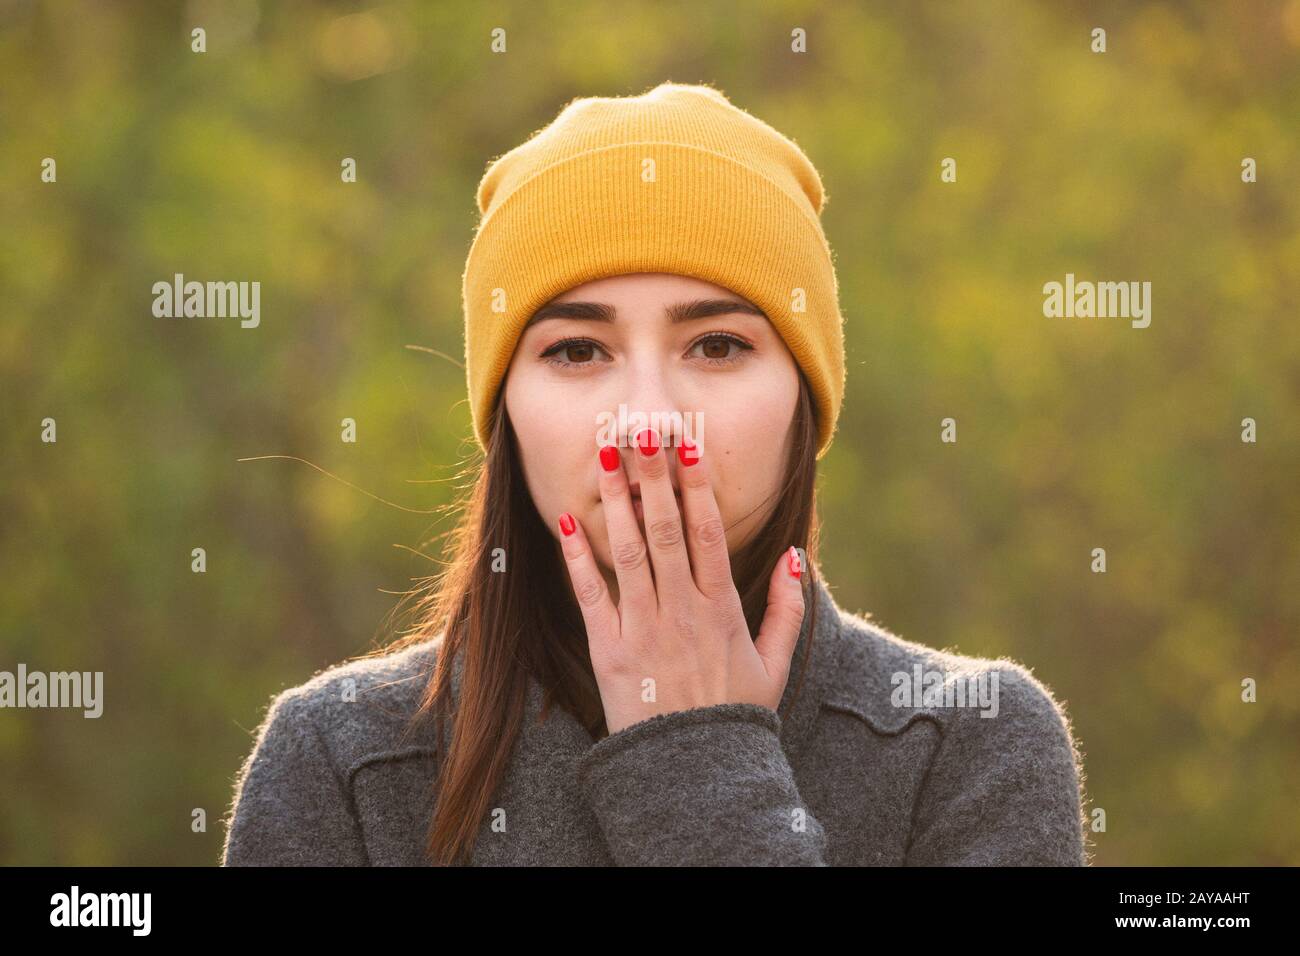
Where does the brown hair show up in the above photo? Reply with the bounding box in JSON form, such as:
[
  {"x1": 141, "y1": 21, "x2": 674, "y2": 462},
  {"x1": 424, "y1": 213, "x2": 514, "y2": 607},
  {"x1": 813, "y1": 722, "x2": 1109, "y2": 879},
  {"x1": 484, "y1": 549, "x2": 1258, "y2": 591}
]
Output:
[{"x1": 370, "y1": 369, "x2": 824, "y2": 866}]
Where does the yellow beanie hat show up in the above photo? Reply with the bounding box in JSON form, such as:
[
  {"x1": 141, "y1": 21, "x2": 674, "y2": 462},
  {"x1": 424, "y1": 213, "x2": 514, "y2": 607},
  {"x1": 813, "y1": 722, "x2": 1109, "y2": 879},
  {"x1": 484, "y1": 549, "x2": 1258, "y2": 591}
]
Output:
[{"x1": 461, "y1": 81, "x2": 846, "y2": 460}]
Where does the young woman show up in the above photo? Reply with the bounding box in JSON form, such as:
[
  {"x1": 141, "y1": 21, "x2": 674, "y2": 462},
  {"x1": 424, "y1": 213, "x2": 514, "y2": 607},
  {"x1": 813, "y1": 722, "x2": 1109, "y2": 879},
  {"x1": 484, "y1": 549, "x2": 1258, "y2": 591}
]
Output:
[{"x1": 222, "y1": 82, "x2": 1089, "y2": 867}]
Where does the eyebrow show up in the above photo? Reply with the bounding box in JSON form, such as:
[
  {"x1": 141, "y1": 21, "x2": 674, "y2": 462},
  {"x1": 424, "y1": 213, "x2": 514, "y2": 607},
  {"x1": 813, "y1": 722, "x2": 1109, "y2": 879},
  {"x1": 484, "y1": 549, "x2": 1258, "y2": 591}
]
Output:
[{"x1": 524, "y1": 297, "x2": 767, "y2": 329}]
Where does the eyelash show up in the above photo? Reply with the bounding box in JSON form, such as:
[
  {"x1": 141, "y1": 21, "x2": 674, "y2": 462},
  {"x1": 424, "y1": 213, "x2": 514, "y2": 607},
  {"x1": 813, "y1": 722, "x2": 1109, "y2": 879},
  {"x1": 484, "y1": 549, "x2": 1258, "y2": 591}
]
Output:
[{"x1": 540, "y1": 333, "x2": 754, "y2": 370}]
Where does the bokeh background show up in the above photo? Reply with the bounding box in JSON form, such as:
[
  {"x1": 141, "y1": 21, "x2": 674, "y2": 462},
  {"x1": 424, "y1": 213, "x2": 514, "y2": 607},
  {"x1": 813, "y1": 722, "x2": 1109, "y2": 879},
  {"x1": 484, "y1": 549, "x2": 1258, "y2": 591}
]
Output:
[{"x1": 2, "y1": 0, "x2": 1298, "y2": 865}]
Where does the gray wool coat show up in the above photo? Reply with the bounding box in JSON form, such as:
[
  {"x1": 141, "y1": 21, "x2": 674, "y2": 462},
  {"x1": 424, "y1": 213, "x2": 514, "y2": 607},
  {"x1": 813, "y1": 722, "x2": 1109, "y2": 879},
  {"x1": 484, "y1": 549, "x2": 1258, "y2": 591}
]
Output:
[{"x1": 221, "y1": 576, "x2": 1090, "y2": 866}]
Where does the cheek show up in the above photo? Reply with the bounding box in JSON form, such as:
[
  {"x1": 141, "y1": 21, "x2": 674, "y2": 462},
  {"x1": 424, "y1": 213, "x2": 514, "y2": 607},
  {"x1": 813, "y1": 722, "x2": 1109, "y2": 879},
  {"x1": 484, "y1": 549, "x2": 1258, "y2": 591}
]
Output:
[
  {"x1": 694, "y1": 378, "x2": 795, "y2": 505},
  {"x1": 506, "y1": 374, "x2": 601, "y2": 514}
]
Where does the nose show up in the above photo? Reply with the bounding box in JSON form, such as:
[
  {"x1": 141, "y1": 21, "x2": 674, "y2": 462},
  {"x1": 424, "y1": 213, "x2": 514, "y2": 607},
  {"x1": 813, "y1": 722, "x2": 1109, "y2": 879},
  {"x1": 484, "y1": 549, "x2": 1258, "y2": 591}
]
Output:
[
  {"x1": 611, "y1": 356, "x2": 665, "y2": 447},
  {"x1": 616, "y1": 360, "x2": 686, "y2": 451}
]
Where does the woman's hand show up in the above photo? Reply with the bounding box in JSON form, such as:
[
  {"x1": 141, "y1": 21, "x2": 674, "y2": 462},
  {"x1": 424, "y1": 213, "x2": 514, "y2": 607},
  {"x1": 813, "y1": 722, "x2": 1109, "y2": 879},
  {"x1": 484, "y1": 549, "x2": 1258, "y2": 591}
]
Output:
[{"x1": 556, "y1": 427, "x2": 806, "y2": 736}]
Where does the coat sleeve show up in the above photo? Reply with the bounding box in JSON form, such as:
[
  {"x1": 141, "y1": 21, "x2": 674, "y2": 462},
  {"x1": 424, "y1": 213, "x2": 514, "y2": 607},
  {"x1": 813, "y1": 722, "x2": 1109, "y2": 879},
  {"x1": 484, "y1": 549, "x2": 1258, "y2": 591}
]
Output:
[
  {"x1": 575, "y1": 701, "x2": 827, "y2": 865},
  {"x1": 222, "y1": 687, "x2": 370, "y2": 865},
  {"x1": 904, "y1": 664, "x2": 1088, "y2": 866}
]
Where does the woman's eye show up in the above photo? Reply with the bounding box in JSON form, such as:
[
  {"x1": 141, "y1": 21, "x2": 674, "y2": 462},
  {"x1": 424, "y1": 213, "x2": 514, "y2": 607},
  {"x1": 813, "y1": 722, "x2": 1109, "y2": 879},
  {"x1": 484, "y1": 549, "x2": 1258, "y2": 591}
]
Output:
[
  {"x1": 689, "y1": 333, "x2": 753, "y2": 366},
  {"x1": 541, "y1": 338, "x2": 606, "y2": 368}
]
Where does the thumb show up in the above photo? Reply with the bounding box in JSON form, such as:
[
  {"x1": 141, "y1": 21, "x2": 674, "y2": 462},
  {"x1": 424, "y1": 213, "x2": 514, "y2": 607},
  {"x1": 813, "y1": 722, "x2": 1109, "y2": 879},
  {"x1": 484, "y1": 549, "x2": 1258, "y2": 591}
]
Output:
[{"x1": 753, "y1": 546, "x2": 807, "y2": 682}]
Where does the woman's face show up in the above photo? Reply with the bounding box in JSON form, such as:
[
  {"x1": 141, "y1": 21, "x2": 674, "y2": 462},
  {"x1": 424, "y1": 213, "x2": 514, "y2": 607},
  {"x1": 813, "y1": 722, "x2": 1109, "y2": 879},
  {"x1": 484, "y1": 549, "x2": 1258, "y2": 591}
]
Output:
[{"x1": 503, "y1": 272, "x2": 799, "y2": 601}]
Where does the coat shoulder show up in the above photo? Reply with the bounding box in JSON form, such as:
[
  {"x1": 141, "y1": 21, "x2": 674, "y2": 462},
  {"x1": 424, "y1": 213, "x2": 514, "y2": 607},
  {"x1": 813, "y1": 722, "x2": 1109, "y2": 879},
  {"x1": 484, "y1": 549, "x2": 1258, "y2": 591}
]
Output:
[
  {"x1": 248, "y1": 638, "x2": 444, "y2": 778},
  {"x1": 821, "y1": 595, "x2": 1077, "y2": 745}
]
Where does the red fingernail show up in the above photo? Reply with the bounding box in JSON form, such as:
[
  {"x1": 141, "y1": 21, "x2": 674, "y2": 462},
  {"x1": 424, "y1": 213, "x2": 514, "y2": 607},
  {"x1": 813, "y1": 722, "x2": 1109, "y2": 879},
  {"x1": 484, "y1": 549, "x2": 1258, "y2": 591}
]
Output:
[
  {"x1": 559, "y1": 513, "x2": 576, "y2": 536},
  {"x1": 599, "y1": 444, "x2": 620, "y2": 472},
  {"x1": 637, "y1": 428, "x2": 659, "y2": 456},
  {"x1": 678, "y1": 435, "x2": 700, "y2": 467},
  {"x1": 787, "y1": 546, "x2": 802, "y2": 578}
]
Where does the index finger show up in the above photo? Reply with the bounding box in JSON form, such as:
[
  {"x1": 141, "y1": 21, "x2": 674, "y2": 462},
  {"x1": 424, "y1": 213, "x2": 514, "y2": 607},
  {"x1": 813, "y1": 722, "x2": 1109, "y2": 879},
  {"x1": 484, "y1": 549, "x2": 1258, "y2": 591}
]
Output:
[{"x1": 555, "y1": 510, "x2": 620, "y2": 648}]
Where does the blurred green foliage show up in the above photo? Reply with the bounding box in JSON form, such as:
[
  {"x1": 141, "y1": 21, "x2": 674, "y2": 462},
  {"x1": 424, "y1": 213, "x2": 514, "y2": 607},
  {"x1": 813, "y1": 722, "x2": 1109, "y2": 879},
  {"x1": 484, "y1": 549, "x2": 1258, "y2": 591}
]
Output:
[{"x1": 1, "y1": 0, "x2": 1297, "y2": 864}]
